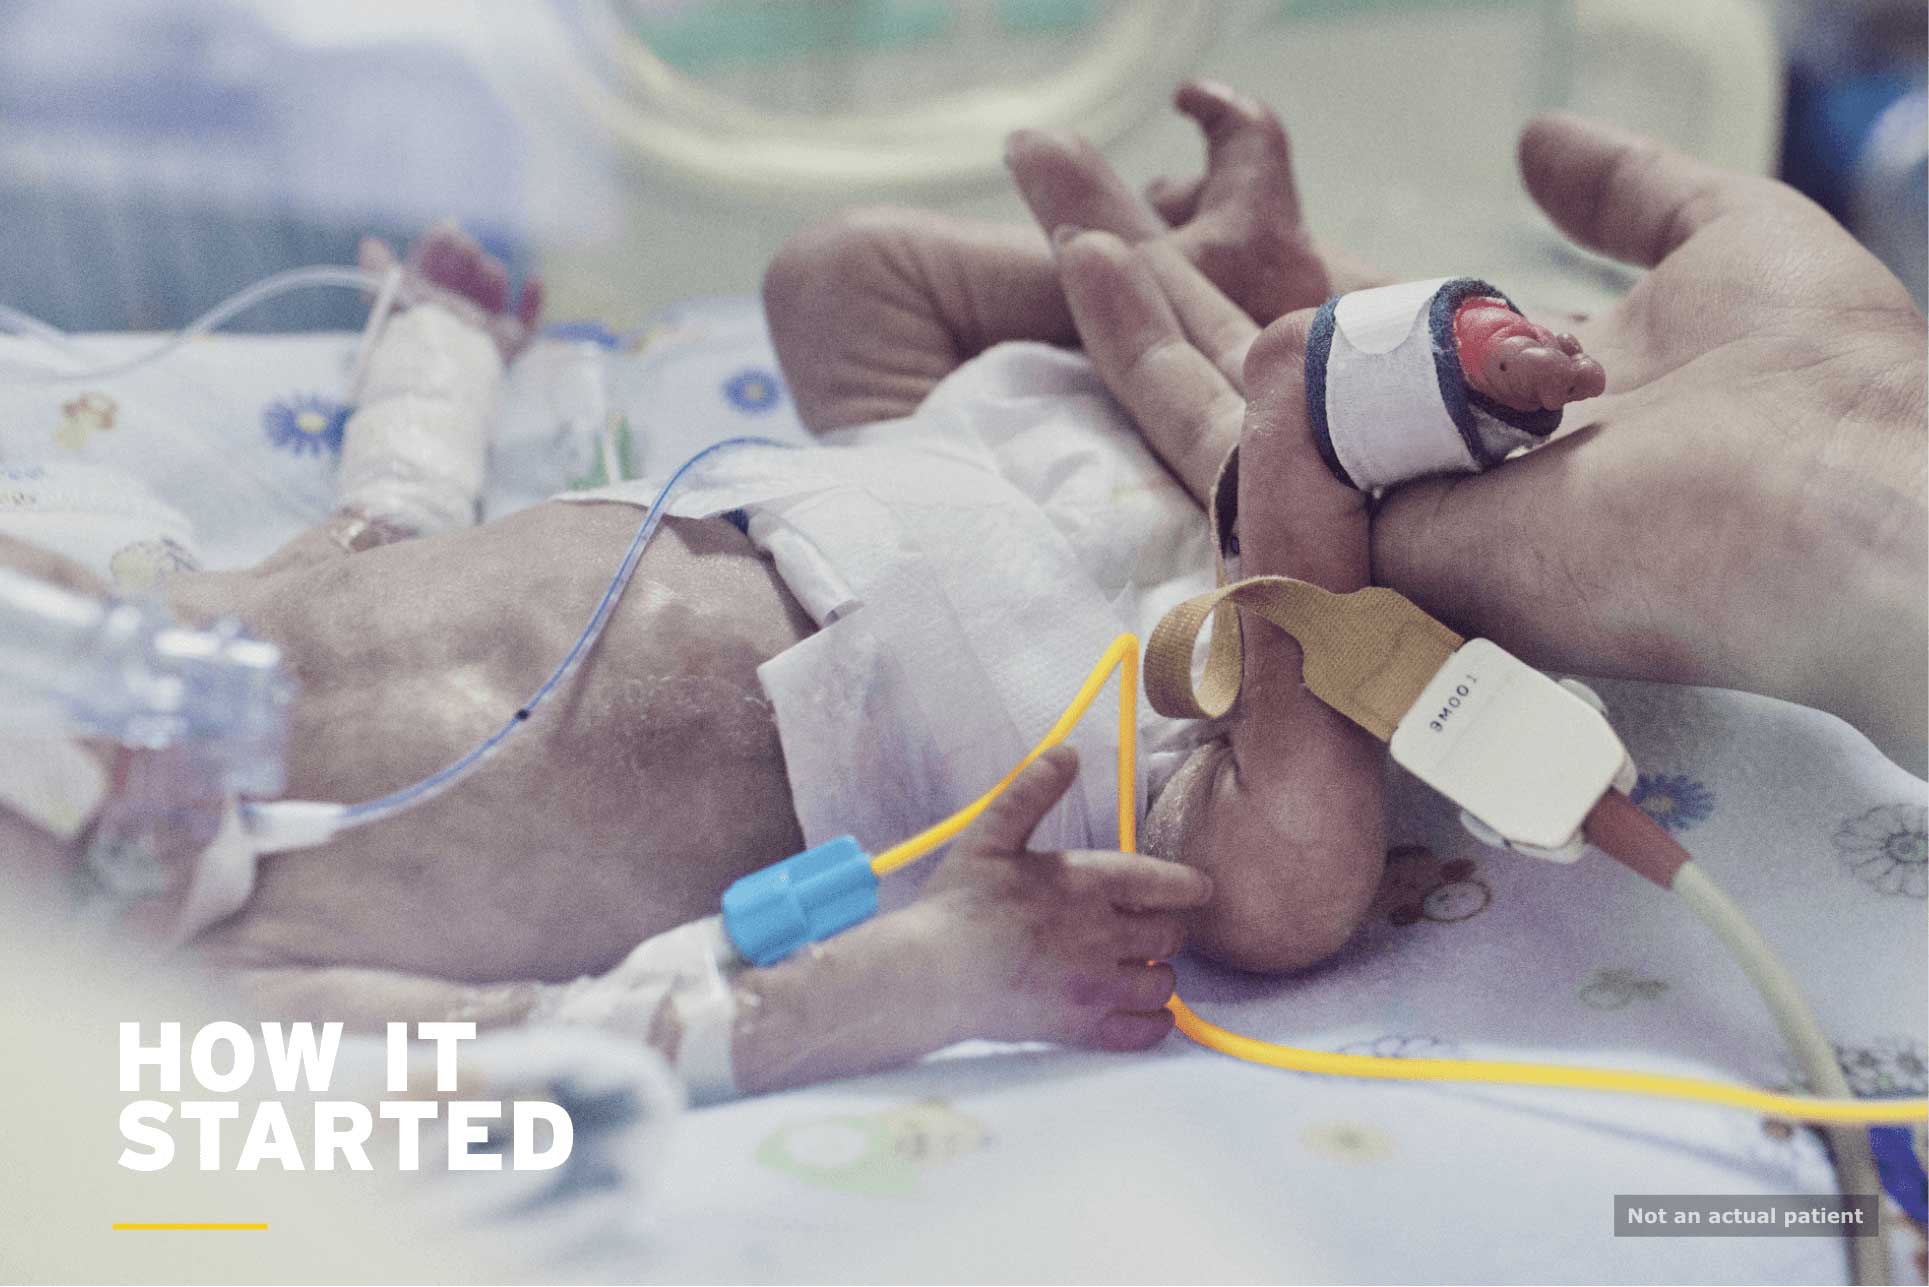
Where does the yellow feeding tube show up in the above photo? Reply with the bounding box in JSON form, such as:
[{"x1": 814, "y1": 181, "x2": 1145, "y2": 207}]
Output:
[
  {"x1": 870, "y1": 634, "x2": 1926, "y2": 1128},
  {"x1": 868, "y1": 634, "x2": 1137, "y2": 877}
]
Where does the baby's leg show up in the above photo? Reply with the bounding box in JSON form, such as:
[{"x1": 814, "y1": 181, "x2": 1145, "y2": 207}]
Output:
[
  {"x1": 763, "y1": 81, "x2": 1324, "y2": 434},
  {"x1": 1043, "y1": 222, "x2": 1382, "y2": 971},
  {"x1": 1008, "y1": 81, "x2": 1336, "y2": 324}
]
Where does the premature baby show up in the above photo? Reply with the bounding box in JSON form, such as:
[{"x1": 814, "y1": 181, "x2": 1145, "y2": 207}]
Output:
[{"x1": 3, "y1": 84, "x2": 1604, "y2": 1099}]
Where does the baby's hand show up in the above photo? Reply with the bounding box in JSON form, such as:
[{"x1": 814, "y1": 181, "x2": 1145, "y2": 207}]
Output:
[
  {"x1": 358, "y1": 221, "x2": 543, "y2": 359},
  {"x1": 914, "y1": 746, "x2": 1212, "y2": 1051}
]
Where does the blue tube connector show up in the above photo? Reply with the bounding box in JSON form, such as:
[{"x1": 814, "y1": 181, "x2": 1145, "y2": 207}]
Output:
[{"x1": 721, "y1": 835, "x2": 879, "y2": 967}]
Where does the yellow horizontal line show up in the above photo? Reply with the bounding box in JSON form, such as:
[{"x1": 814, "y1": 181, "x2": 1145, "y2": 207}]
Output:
[{"x1": 112, "y1": 1223, "x2": 267, "y2": 1231}]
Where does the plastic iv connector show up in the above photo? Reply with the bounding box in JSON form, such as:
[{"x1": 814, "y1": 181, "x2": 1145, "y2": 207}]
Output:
[{"x1": 0, "y1": 565, "x2": 292, "y2": 799}]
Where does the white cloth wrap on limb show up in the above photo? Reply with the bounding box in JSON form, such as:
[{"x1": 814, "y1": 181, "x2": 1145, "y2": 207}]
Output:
[
  {"x1": 0, "y1": 461, "x2": 201, "y2": 586},
  {"x1": 530, "y1": 915, "x2": 744, "y2": 1105},
  {"x1": 337, "y1": 303, "x2": 502, "y2": 534},
  {"x1": 1309, "y1": 277, "x2": 1561, "y2": 492}
]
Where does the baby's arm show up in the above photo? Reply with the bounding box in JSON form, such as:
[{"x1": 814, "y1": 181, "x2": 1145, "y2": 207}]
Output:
[
  {"x1": 254, "y1": 225, "x2": 539, "y2": 573},
  {"x1": 228, "y1": 749, "x2": 1209, "y2": 1098}
]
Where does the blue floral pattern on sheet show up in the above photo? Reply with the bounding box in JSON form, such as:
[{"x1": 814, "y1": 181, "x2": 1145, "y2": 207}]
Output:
[
  {"x1": 262, "y1": 393, "x2": 348, "y2": 456},
  {"x1": 1578, "y1": 968, "x2": 1669, "y2": 1010},
  {"x1": 1630, "y1": 772, "x2": 1715, "y2": 833},
  {"x1": 1834, "y1": 802, "x2": 1927, "y2": 898},
  {"x1": 1336, "y1": 1034, "x2": 1458, "y2": 1060},
  {"x1": 1834, "y1": 1036, "x2": 1929, "y2": 1099},
  {"x1": 722, "y1": 367, "x2": 782, "y2": 414}
]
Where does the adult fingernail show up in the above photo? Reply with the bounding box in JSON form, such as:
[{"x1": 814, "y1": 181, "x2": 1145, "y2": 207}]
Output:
[{"x1": 1004, "y1": 128, "x2": 1038, "y2": 168}]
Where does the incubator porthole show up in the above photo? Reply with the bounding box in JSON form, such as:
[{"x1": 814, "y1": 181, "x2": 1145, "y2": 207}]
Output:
[{"x1": 549, "y1": 0, "x2": 1216, "y2": 199}]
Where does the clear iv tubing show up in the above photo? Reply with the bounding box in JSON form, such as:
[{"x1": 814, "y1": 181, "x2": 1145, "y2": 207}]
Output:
[
  {"x1": 245, "y1": 435, "x2": 787, "y2": 835},
  {"x1": 0, "y1": 266, "x2": 387, "y2": 383}
]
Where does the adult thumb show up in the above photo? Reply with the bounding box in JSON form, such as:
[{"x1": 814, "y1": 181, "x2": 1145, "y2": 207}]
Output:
[{"x1": 1517, "y1": 111, "x2": 1751, "y2": 269}]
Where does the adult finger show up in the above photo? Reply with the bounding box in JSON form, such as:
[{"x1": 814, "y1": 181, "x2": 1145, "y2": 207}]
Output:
[
  {"x1": 1137, "y1": 239, "x2": 1260, "y2": 392},
  {"x1": 1518, "y1": 112, "x2": 1757, "y2": 268},
  {"x1": 1006, "y1": 128, "x2": 1167, "y2": 243},
  {"x1": 1061, "y1": 848, "x2": 1213, "y2": 912},
  {"x1": 957, "y1": 745, "x2": 1080, "y2": 855},
  {"x1": 1054, "y1": 227, "x2": 1245, "y2": 503}
]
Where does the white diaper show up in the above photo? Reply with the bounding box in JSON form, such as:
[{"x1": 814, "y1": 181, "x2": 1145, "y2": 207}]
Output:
[{"x1": 567, "y1": 343, "x2": 1220, "y2": 861}]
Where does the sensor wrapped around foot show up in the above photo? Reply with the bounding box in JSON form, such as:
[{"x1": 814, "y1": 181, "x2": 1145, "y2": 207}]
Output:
[{"x1": 1306, "y1": 277, "x2": 1563, "y2": 493}]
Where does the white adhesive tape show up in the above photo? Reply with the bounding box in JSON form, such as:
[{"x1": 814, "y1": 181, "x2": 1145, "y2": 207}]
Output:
[
  {"x1": 170, "y1": 802, "x2": 261, "y2": 944},
  {"x1": 1310, "y1": 278, "x2": 1558, "y2": 493},
  {"x1": 530, "y1": 915, "x2": 743, "y2": 1104},
  {"x1": 337, "y1": 303, "x2": 502, "y2": 535},
  {"x1": 1320, "y1": 279, "x2": 1476, "y2": 491}
]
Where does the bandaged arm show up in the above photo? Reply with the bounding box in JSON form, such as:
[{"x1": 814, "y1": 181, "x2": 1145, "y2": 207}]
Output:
[
  {"x1": 336, "y1": 302, "x2": 502, "y2": 537},
  {"x1": 232, "y1": 904, "x2": 963, "y2": 1104}
]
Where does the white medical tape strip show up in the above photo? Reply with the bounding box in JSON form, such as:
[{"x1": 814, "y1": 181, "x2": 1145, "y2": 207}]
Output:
[
  {"x1": 1307, "y1": 277, "x2": 1560, "y2": 493},
  {"x1": 529, "y1": 914, "x2": 744, "y2": 1104},
  {"x1": 0, "y1": 736, "x2": 106, "y2": 841},
  {"x1": 337, "y1": 302, "x2": 502, "y2": 535},
  {"x1": 170, "y1": 802, "x2": 260, "y2": 945},
  {"x1": 662, "y1": 917, "x2": 742, "y2": 1105}
]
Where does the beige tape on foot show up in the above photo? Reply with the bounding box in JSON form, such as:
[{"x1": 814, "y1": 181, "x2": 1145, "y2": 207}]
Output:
[{"x1": 1143, "y1": 574, "x2": 1462, "y2": 743}]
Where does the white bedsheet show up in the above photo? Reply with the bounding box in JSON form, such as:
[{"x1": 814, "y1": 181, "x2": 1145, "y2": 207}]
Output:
[
  {"x1": 1, "y1": 301, "x2": 1920, "y2": 1284},
  {"x1": 630, "y1": 678, "x2": 1926, "y2": 1284}
]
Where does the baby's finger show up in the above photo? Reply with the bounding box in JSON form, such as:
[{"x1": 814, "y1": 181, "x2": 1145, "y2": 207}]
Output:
[
  {"x1": 357, "y1": 237, "x2": 400, "y2": 278},
  {"x1": 1107, "y1": 961, "x2": 1178, "y2": 1011},
  {"x1": 958, "y1": 745, "x2": 1079, "y2": 857},
  {"x1": 1064, "y1": 848, "x2": 1213, "y2": 911},
  {"x1": 1146, "y1": 174, "x2": 1205, "y2": 227},
  {"x1": 1114, "y1": 912, "x2": 1187, "y2": 964},
  {"x1": 517, "y1": 275, "x2": 545, "y2": 330},
  {"x1": 1090, "y1": 1007, "x2": 1176, "y2": 1051},
  {"x1": 1054, "y1": 228, "x2": 1244, "y2": 504}
]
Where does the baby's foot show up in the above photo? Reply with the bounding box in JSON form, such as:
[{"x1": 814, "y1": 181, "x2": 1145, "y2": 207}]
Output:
[
  {"x1": 1453, "y1": 297, "x2": 1607, "y2": 411},
  {"x1": 1007, "y1": 80, "x2": 1330, "y2": 325}
]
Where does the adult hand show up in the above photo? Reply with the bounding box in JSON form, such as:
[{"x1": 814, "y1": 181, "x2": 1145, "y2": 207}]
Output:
[
  {"x1": 1372, "y1": 114, "x2": 1926, "y2": 772},
  {"x1": 1049, "y1": 112, "x2": 1927, "y2": 773}
]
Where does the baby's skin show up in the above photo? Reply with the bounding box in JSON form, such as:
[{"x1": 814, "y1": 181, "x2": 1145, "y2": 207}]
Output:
[
  {"x1": 1452, "y1": 297, "x2": 1606, "y2": 412},
  {"x1": 5, "y1": 88, "x2": 1604, "y2": 1091},
  {"x1": 766, "y1": 87, "x2": 1604, "y2": 974}
]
